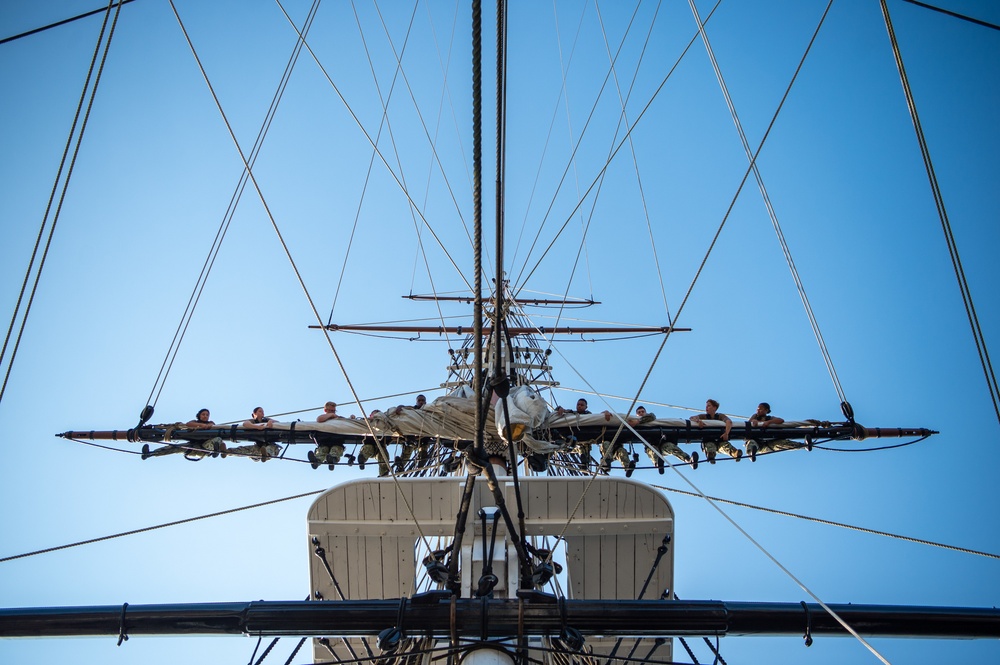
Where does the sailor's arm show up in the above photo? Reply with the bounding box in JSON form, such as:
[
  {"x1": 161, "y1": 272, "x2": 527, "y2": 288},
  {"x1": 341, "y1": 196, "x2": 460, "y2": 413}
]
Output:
[{"x1": 721, "y1": 415, "x2": 732, "y2": 440}]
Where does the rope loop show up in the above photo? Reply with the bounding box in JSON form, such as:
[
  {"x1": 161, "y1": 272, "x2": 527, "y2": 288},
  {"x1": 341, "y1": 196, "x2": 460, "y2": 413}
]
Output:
[
  {"x1": 801, "y1": 600, "x2": 814, "y2": 647},
  {"x1": 116, "y1": 602, "x2": 128, "y2": 646}
]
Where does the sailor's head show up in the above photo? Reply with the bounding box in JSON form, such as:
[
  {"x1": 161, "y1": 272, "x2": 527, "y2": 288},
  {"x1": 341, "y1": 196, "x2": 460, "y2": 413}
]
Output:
[
  {"x1": 757, "y1": 402, "x2": 771, "y2": 416},
  {"x1": 325, "y1": 401, "x2": 337, "y2": 413},
  {"x1": 576, "y1": 398, "x2": 588, "y2": 413},
  {"x1": 705, "y1": 399, "x2": 719, "y2": 414},
  {"x1": 415, "y1": 394, "x2": 427, "y2": 408},
  {"x1": 197, "y1": 408, "x2": 210, "y2": 421},
  {"x1": 252, "y1": 407, "x2": 265, "y2": 420},
  {"x1": 636, "y1": 406, "x2": 647, "y2": 417}
]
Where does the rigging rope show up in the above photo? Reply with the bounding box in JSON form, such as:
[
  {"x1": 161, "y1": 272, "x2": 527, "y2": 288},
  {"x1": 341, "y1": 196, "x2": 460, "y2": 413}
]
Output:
[
  {"x1": 544, "y1": 0, "x2": 658, "y2": 337},
  {"x1": 880, "y1": 0, "x2": 1000, "y2": 426},
  {"x1": 594, "y1": 0, "x2": 673, "y2": 325},
  {"x1": 368, "y1": 3, "x2": 472, "y2": 344},
  {"x1": 658, "y1": 439, "x2": 894, "y2": 665},
  {"x1": 689, "y1": 0, "x2": 848, "y2": 407},
  {"x1": 507, "y1": 3, "x2": 587, "y2": 274},
  {"x1": 900, "y1": 0, "x2": 1000, "y2": 32},
  {"x1": 510, "y1": 0, "x2": 649, "y2": 295},
  {"x1": 653, "y1": 482, "x2": 1000, "y2": 560},
  {"x1": 373, "y1": 1, "x2": 491, "y2": 277},
  {"x1": 271, "y1": 0, "x2": 474, "y2": 294},
  {"x1": 166, "y1": 0, "x2": 438, "y2": 555},
  {"x1": 0, "y1": 488, "x2": 326, "y2": 564},
  {"x1": 144, "y1": 0, "x2": 322, "y2": 410},
  {"x1": 511, "y1": 0, "x2": 723, "y2": 296},
  {"x1": 0, "y1": 0, "x2": 124, "y2": 408},
  {"x1": 355, "y1": 1, "x2": 460, "y2": 352},
  {"x1": 0, "y1": 0, "x2": 136, "y2": 46}
]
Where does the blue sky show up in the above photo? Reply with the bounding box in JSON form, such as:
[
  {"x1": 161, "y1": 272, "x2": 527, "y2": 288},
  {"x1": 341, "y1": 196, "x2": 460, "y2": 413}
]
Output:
[{"x1": 1, "y1": 1, "x2": 998, "y2": 663}]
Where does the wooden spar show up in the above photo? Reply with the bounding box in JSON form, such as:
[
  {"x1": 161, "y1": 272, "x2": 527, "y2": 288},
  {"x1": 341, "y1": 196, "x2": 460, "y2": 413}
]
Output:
[
  {"x1": 2, "y1": 598, "x2": 998, "y2": 639},
  {"x1": 309, "y1": 324, "x2": 690, "y2": 335},
  {"x1": 56, "y1": 424, "x2": 937, "y2": 446},
  {"x1": 402, "y1": 295, "x2": 601, "y2": 306}
]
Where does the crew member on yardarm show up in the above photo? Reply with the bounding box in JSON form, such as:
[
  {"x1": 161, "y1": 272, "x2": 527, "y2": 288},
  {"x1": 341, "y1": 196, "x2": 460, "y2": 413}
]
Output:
[
  {"x1": 691, "y1": 399, "x2": 741, "y2": 464},
  {"x1": 745, "y1": 401, "x2": 800, "y2": 462},
  {"x1": 309, "y1": 401, "x2": 348, "y2": 470},
  {"x1": 556, "y1": 398, "x2": 591, "y2": 415},
  {"x1": 638, "y1": 406, "x2": 700, "y2": 472},
  {"x1": 396, "y1": 394, "x2": 429, "y2": 472},
  {"x1": 361, "y1": 394, "x2": 427, "y2": 476},
  {"x1": 140, "y1": 408, "x2": 226, "y2": 460},
  {"x1": 242, "y1": 407, "x2": 278, "y2": 461},
  {"x1": 556, "y1": 398, "x2": 594, "y2": 465},
  {"x1": 600, "y1": 405, "x2": 656, "y2": 476}
]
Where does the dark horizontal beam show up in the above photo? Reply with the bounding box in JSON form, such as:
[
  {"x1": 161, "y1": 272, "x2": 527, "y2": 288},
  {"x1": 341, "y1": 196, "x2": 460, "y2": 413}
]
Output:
[
  {"x1": 56, "y1": 423, "x2": 937, "y2": 447},
  {"x1": 402, "y1": 295, "x2": 601, "y2": 306},
  {"x1": 1, "y1": 598, "x2": 998, "y2": 639},
  {"x1": 310, "y1": 324, "x2": 689, "y2": 335}
]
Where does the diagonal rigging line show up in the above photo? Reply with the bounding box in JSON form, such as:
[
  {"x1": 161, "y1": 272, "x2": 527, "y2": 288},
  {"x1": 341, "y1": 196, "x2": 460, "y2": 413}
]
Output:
[
  {"x1": 542, "y1": 0, "x2": 666, "y2": 343},
  {"x1": 653, "y1": 483, "x2": 1000, "y2": 560},
  {"x1": 0, "y1": 0, "x2": 135, "y2": 46},
  {"x1": 146, "y1": 0, "x2": 323, "y2": 410},
  {"x1": 372, "y1": 0, "x2": 489, "y2": 277},
  {"x1": 0, "y1": 489, "x2": 327, "y2": 564},
  {"x1": 512, "y1": 0, "x2": 724, "y2": 296},
  {"x1": 409, "y1": 2, "x2": 466, "y2": 305},
  {"x1": 595, "y1": 0, "x2": 673, "y2": 326},
  {"x1": 510, "y1": 0, "x2": 649, "y2": 294},
  {"x1": 688, "y1": 4, "x2": 891, "y2": 663},
  {"x1": 901, "y1": 0, "x2": 1000, "y2": 32},
  {"x1": 544, "y1": 0, "x2": 655, "y2": 333},
  {"x1": 329, "y1": 0, "x2": 427, "y2": 323},
  {"x1": 552, "y1": 0, "x2": 606, "y2": 303},
  {"x1": 364, "y1": 1, "x2": 461, "y2": 348},
  {"x1": 556, "y1": 13, "x2": 653, "y2": 340},
  {"x1": 0, "y1": 0, "x2": 124, "y2": 407},
  {"x1": 880, "y1": 0, "x2": 1000, "y2": 425},
  {"x1": 271, "y1": 0, "x2": 472, "y2": 293},
  {"x1": 690, "y1": 0, "x2": 847, "y2": 406},
  {"x1": 167, "y1": 0, "x2": 435, "y2": 553},
  {"x1": 507, "y1": 1, "x2": 588, "y2": 274}
]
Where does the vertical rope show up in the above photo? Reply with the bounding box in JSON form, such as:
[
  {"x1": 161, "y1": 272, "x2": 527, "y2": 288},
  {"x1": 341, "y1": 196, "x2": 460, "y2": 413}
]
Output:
[
  {"x1": 688, "y1": 0, "x2": 847, "y2": 407},
  {"x1": 880, "y1": 0, "x2": 1000, "y2": 425},
  {"x1": 0, "y1": 0, "x2": 124, "y2": 406},
  {"x1": 472, "y1": 0, "x2": 484, "y2": 459}
]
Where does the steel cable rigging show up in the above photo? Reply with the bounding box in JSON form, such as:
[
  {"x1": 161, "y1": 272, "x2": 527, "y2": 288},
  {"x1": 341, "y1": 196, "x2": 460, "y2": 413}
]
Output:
[
  {"x1": 880, "y1": 0, "x2": 1000, "y2": 425},
  {"x1": 689, "y1": 0, "x2": 848, "y2": 409},
  {"x1": 143, "y1": 0, "x2": 323, "y2": 412},
  {"x1": 0, "y1": 0, "x2": 124, "y2": 407}
]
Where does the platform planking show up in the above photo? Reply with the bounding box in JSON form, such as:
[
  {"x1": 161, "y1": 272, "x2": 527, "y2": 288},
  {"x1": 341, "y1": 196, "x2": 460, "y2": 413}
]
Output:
[{"x1": 307, "y1": 476, "x2": 673, "y2": 663}]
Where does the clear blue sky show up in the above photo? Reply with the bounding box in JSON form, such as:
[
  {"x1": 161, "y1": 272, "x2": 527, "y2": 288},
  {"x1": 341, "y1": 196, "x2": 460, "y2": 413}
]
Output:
[{"x1": 1, "y1": 1, "x2": 998, "y2": 663}]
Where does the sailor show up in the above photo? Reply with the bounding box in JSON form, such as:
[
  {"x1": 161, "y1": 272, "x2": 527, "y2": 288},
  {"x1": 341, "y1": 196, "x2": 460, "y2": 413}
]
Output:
[
  {"x1": 599, "y1": 405, "x2": 654, "y2": 476},
  {"x1": 224, "y1": 442, "x2": 282, "y2": 462},
  {"x1": 359, "y1": 398, "x2": 425, "y2": 477},
  {"x1": 626, "y1": 407, "x2": 699, "y2": 472},
  {"x1": 393, "y1": 394, "x2": 427, "y2": 472},
  {"x1": 309, "y1": 401, "x2": 346, "y2": 470},
  {"x1": 556, "y1": 398, "x2": 591, "y2": 416},
  {"x1": 243, "y1": 407, "x2": 277, "y2": 461},
  {"x1": 358, "y1": 439, "x2": 392, "y2": 477},
  {"x1": 140, "y1": 408, "x2": 227, "y2": 460},
  {"x1": 691, "y1": 399, "x2": 741, "y2": 464},
  {"x1": 556, "y1": 398, "x2": 594, "y2": 466},
  {"x1": 745, "y1": 402, "x2": 800, "y2": 462},
  {"x1": 394, "y1": 393, "x2": 427, "y2": 416},
  {"x1": 244, "y1": 406, "x2": 275, "y2": 429}
]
